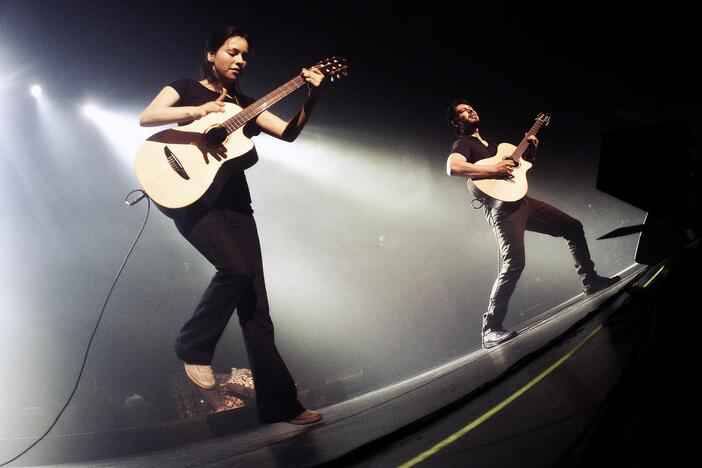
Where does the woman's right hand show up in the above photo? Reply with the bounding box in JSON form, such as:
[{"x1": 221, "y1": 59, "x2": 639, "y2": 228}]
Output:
[{"x1": 193, "y1": 92, "x2": 227, "y2": 119}]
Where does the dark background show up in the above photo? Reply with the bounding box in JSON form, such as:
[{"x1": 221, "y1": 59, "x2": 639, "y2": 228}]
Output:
[{"x1": 0, "y1": 0, "x2": 695, "y2": 462}]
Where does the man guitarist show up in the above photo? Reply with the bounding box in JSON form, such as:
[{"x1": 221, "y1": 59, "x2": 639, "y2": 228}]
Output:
[{"x1": 446, "y1": 99, "x2": 619, "y2": 349}]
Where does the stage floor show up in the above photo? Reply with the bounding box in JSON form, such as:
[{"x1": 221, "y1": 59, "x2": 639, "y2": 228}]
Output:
[{"x1": 14, "y1": 263, "x2": 667, "y2": 467}]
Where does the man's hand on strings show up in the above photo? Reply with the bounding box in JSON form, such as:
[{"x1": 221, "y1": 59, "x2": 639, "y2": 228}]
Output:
[
  {"x1": 494, "y1": 159, "x2": 516, "y2": 179},
  {"x1": 525, "y1": 134, "x2": 539, "y2": 148}
]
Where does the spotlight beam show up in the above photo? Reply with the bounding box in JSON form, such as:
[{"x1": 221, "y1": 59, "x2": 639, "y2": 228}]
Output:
[{"x1": 30, "y1": 84, "x2": 42, "y2": 98}]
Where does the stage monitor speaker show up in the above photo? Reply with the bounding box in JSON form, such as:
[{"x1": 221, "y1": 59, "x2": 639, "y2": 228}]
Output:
[
  {"x1": 597, "y1": 122, "x2": 688, "y2": 214},
  {"x1": 598, "y1": 122, "x2": 693, "y2": 264}
]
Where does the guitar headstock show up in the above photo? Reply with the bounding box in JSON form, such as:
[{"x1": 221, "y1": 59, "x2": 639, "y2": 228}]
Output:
[
  {"x1": 313, "y1": 56, "x2": 349, "y2": 82},
  {"x1": 536, "y1": 112, "x2": 551, "y2": 126}
]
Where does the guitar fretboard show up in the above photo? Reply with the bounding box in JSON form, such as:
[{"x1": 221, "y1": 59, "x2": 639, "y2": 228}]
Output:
[
  {"x1": 512, "y1": 118, "x2": 547, "y2": 162},
  {"x1": 219, "y1": 76, "x2": 306, "y2": 133}
]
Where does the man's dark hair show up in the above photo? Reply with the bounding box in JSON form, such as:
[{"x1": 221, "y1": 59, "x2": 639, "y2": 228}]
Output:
[{"x1": 446, "y1": 98, "x2": 473, "y2": 136}]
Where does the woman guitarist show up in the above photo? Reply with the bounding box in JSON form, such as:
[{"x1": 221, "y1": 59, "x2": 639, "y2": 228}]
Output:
[{"x1": 139, "y1": 25, "x2": 323, "y2": 425}]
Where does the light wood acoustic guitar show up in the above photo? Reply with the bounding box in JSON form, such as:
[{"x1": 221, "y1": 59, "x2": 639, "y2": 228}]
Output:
[
  {"x1": 467, "y1": 112, "x2": 550, "y2": 209},
  {"x1": 134, "y1": 57, "x2": 349, "y2": 217}
]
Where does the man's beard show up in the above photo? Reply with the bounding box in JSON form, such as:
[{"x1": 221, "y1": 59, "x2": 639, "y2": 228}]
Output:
[{"x1": 463, "y1": 121, "x2": 479, "y2": 134}]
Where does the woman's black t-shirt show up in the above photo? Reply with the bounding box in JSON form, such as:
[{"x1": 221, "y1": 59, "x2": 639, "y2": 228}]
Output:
[{"x1": 167, "y1": 78, "x2": 261, "y2": 215}]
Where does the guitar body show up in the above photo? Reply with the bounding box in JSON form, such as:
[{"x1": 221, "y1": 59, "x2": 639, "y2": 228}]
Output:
[
  {"x1": 134, "y1": 102, "x2": 259, "y2": 216},
  {"x1": 467, "y1": 142, "x2": 533, "y2": 209}
]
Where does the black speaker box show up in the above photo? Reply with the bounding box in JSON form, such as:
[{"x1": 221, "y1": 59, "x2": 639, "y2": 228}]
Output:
[{"x1": 597, "y1": 122, "x2": 688, "y2": 213}]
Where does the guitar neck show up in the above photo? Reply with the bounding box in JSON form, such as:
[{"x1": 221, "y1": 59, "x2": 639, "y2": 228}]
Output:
[
  {"x1": 512, "y1": 118, "x2": 546, "y2": 162},
  {"x1": 220, "y1": 75, "x2": 306, "y2": 133}
]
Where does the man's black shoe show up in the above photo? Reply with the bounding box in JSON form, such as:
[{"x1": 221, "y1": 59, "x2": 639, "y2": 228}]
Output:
[
  {"x1": 482, "y1": 328, "x2": 518, "y2": 349},
  {"x1": 583, "y1": 275, "x2": 621, "y2": 295}
]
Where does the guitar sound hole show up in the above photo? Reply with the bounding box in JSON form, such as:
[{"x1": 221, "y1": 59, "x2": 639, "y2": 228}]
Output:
[
  {"x1": 505, "y1": 156, "x2": 519, "y2": 168},
  {"x1": 204, "y1": 126, "x2": 228, "y2": 147}
]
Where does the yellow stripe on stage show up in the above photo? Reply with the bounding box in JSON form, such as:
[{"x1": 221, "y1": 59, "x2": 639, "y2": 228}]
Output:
[{"x1": 400, "y1": 324, "x2": 604, "y2": 468}]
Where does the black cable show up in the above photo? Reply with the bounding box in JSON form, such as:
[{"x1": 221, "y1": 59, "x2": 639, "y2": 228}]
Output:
[{"x1": 0, "y1": 190, "x2": 151, "y2": 467}]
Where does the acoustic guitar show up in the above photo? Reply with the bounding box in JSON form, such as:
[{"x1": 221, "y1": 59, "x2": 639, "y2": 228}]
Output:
[
  {"x1": 467, "y1": 112, "x2": 550, "y2": 208},
  {"x1": 134, "y1": 56, "x2": 349, "y2": 216}
]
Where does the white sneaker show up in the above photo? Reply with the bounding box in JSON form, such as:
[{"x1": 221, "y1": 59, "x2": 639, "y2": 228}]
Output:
[{"x1": 184, "y1": 363, "x2": 216, "y2": 390}]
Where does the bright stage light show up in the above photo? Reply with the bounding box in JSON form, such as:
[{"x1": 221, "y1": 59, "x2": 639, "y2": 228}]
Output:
[
  {"x1": 80, "y1": 101, "x2": 155, "y2": 168},
  {"x1": 82, "y1": 103, "x2": 99, "y2": 119},
  {"x1": 0, "y1": 43, "x2": 26, "y2": 99},
  {"x1": 30, "y1": 84, "x2": 42, "y2": 98},
  {"x1": 254, "y1": 129, "x2": 436, "y2": 214}
]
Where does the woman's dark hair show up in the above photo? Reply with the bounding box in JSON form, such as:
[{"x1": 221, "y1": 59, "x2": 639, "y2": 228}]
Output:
[
  {"x1": 201, "y1": 25, "x2": 252, "y2": 94},
  {"x1": 446, "y1": 98, "x2": 473, "y2": 136}
]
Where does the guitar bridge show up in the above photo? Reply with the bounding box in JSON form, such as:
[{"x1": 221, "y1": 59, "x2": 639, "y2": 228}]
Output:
[{"x1": 164, "y1": 146, "x2": 190, "y2": 180}]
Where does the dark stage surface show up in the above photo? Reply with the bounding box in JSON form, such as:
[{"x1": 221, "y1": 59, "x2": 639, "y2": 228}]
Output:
[
  {"x1": 7, "y1": 266, "x2": 646, "y2": 466},
  {"x1": 1, "y1": 1, "x2": 699, "y2": 467},
  {"x1": 12, "y1": 250, "x2": 702, "y2": 467}
]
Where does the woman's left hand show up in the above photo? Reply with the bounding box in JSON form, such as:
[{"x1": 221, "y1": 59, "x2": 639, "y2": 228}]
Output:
[{"x1": 302, "y1": 67, "x2": 325, "y2": 97}]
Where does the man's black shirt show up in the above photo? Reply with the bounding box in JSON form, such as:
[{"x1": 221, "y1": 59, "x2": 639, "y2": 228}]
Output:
[{"x1": 450, "y1": 135, "x2": 497, "y2": 163}]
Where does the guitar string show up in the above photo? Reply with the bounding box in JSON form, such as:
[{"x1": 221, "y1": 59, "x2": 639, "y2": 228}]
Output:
[
  {"x1": 227, "y1": 78, "x2": 302, "y2": 129},
  {"x1": 513, "y1": 120, "x2": 545, "y2": 161},
  {"x1": 222, "y1": 58, "x2": 346, "y2": 132},
  {"x1": 223, "y1": 76, "x2": 305, "y2": 133}
]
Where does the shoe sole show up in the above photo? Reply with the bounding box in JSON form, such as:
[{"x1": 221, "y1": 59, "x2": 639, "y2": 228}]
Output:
[
  {"x1": 584, "y1": 287, "x2": 611, "y2": 295},
  {"x1": 184, "y1": 365, "x2": 216, "y2": 390},
  {"x1": 482, "y1": 333, "x2": 518, "y2": 349},
  {"x1": 287, "y1": 415, "x2": 323, "y2": 425},
  {"x1": 584, "y1": 276, "x2": 621, "y2": 295}
]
